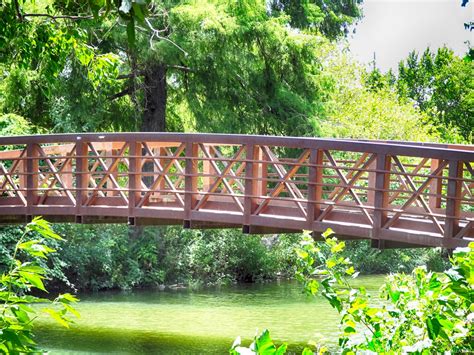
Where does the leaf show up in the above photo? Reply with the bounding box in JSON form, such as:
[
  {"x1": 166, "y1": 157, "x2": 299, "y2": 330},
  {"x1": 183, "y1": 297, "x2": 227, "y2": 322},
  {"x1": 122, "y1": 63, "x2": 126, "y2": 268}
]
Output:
[
  {"x1": 255, "y1": 329, "x2": 276, "y2": 353},
  {"x1": 331, "y1": 241, "x2": 345, "y2": 253},
  {"x1": 275, "y1": 343, "x2": 288, "y2": 355},
  {"x1": 322, "y1": 228, "x2": 334, "y2": 239},
  {"x1": 296, "y1": 249, "x2": 308, "y2": 260},
  {"x1": 132, "y1": 2, "x2": 145, "y2": 22},
  {"x1": 19, "y1": 271, "x2": 46, "y2": 292},
  {"x1": 57, "y1": 293, "x2": 79, "y2": 303},
  {"x1": 28, "y1": 217, "x2": 63, "y2": 240},
  {"x1": 43, "y1": 308, "x2": 70, "y2": 328},
  {"x1": 426, "y1": 316, "x2": 441, "y2": 340},
  {"x1": 344, "y1": 326, "x2": 356, "y2": 334}
]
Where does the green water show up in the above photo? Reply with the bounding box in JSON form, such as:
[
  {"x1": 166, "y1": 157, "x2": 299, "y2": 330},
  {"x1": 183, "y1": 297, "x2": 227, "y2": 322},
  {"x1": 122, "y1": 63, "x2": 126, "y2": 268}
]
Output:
[{"x1": 36, "y1": 276, "x2": 385, "y2": 354}]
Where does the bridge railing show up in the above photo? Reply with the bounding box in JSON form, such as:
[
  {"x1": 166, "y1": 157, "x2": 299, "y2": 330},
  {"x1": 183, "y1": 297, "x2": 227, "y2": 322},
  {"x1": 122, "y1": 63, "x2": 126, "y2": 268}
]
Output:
[{"x1": 0, "y1": 133, "x2": 472, "y2": 248}]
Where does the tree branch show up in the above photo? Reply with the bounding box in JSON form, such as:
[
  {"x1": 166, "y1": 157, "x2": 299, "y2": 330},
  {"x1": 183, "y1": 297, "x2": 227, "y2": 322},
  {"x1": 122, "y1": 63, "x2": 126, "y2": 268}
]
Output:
[
  {"x1": 109, "y1": 87, "x2": 133, "y2": 101},
  {"x1": 117, "y1": 71, "x2": 146, "y2": 80},
  {"x1": 22, "y1": 13, "x2": 94, "y2": 21},
  {"x1": 13, "y1": 0, "x2": 23, "y2": 21},
  {"x1": 167, "y1": 65, "x2": 193, "y2": 73}
]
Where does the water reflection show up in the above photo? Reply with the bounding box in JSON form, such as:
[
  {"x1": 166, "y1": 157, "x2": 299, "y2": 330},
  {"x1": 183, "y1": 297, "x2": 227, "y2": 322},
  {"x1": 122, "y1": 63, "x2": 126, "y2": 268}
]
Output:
[{"x1": 37, "y1": 276, "x2": 385, "y2": 354}]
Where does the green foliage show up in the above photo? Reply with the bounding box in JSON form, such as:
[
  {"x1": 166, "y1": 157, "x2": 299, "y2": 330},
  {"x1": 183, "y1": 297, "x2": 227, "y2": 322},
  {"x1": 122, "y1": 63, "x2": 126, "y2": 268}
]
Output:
[
  {"x1": 321, "y1": 54, "x2": 440, "y2": 142},
  {"x1": 396, "y1": 47, "x2": 474, "y2": 142},
  {"x1": 48, "y1": 224, "x2": 297, "y2": 291},
  {"x1": 296, "y1": 230, "x2": 474, "y2": 353},
  {"x1": 0, "y1": 217, "x2": 79, "y2": 353},
  {"x1": 269, "y1": 0, "x2": 363, "y2": 39},
  {"x1": 230, "y1": 329, "x2": 290, "y2": 355},
  {"x1": 160, "y1": 0, "x2": 333, "y2": 136},
  {"x1": 0, "y1": 113, "x2": 33, "y2": 137},
  {"x1": 341, "y1": 240, "x2": 450, "y2": 274}
]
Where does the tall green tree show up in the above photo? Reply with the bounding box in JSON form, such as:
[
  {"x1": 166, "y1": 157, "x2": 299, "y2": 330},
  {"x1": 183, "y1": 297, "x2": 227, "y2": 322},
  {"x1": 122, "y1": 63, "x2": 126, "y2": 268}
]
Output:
[
  {"x1": 1, "y1": 0, "x2": 362, "y2": 136},
  {"x1": 396, "y1": 47, "x2": 473, "y2": 142},
  {"x1": 269, "y1": 0, "x2": 363, "y2": 39}
]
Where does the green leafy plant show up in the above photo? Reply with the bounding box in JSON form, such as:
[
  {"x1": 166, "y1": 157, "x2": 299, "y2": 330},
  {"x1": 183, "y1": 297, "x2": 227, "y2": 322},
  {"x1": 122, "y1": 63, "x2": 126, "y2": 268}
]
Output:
[
  {"x1": 295, "y1": 229, "x2": 474, "y2": 354},
  {"x1": 0, "y1": 217, "x2": 79, "y2": 353},
  {"x1": 230, "y1": 329, "x2": 289, "y2": 355}
]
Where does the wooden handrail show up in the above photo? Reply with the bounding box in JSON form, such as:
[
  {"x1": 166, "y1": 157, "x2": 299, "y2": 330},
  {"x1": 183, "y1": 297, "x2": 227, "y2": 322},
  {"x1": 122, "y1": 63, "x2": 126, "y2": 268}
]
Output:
[{"x1": 0, "y1": 133, "x2": 472, "y2": 249}]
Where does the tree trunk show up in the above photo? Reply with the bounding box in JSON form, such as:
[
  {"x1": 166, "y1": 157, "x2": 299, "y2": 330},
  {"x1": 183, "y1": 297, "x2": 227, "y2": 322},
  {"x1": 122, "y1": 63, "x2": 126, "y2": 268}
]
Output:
[{"x1": 141, "y1": 63, "x2": 167, "y2": 132}]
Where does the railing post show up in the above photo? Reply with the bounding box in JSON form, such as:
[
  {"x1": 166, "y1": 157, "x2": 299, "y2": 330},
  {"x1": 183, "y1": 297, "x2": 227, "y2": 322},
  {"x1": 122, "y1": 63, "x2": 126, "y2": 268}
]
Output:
[
  {"x1": 429, "y1": 158, "x2": 442, "y2": 209},
  {"x1": 202, "y1": 145, "x2": 213, "y2": 191},
  {"x1": 18, "y1": 153, "x2": 26, "y2": 197},
  {"x1": 367, "y1": 159, "x2": 376, "y2": 205},
  {"x1": 307, "y1": 149, "x2": 323, "y2": 228},
  {"x1": 128, "y1": 141, "x2": 141, "y2": 225},
  {"x1": 75, "y1": 140, "x2": 88, "y2": 223},
  {"x1": 184, "y1": 142, "x2": 198, "y2": 227},
  {"x1": 371, "y1": 154, "x2": 391, "y2": 248},
  {"x1": 243, "y1": 144, "x2": 260, "y2": 230},
  {"x1": 444, "y1": 160, "x2": 462, "y2": 242},
  {"x1": 63, "y1": 157, "x2": 73, "y2": 191},
  {"x1": 259, "y1": 147, "x2": 267, "y2": 197},
  {"x1": 26, "y1": 143, "x2": 39, "y2": 220}
]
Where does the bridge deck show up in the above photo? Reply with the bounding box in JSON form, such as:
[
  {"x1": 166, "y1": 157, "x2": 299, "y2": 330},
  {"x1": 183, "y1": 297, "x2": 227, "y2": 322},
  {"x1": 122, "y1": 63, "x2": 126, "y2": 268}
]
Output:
[{"x1": 0, "y1": 133, "x2": 473, "y2": 248}]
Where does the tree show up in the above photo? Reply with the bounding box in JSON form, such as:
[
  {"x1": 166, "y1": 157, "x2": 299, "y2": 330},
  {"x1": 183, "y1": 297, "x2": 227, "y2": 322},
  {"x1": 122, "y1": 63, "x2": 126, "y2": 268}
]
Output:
[
  {"x1": 0, "y1": 0, "x2": 152, "y2": 129},
  {"x1": 396, "y1": 47, "x2": 473, "y2": 142},
  {"x1": 320, "y1": 54, "x2": 440, "y2": 142},
  {"x1": 269, "y1": 0, "x2": 363, "y2": 39},
  {"x1": 0, "y1": 0, "x2": 358, "y2": 136}
]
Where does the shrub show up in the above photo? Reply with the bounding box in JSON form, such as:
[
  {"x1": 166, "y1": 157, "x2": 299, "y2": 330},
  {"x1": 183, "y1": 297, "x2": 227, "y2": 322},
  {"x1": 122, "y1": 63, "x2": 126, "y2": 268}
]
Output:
[{"x1": 0, "y1": 217, "x2": 79, "y2": 352}]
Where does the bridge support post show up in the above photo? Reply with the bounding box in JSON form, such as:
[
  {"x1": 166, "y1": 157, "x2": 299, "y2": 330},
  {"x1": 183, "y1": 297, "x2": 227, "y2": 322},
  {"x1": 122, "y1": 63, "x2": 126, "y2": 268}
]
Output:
[
  {"x1": 202, "y1": 145, "x2": 215, "y2": 192},
  {"x1": 128, "y1": 141, "x2": 142, "y2": 226},
  {"x1": 26, "y1": 143, "x2": 39, "y2": 221},
  {"x1": 307, "y1": 149, "x2": 323, "y2": 229},
  {"x1": 444, "y1": 160, "x2": 462, "y2": 245},
  {"x1": 243, "y1": 144, "x2": 260, "y2": 233},
  {"x1": 75, "y1": 141, "x2": 88, "y2": 223},
  {"x1": 429, "y1": 159, "x2": 443, "y2": 209},
  {"x1": 371, "y1": 154, "x2": 391, "y2": 249},
  {"x1": 184, "y1": 142, "x2": 198, "y2": 228}
]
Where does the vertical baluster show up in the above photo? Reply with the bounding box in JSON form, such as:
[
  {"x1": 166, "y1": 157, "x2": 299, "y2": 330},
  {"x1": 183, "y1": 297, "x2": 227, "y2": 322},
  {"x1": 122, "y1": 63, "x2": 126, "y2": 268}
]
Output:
[
  {"x1": 372, "y1": 154, "x2": 391, "y2": 247},
  {"x1": 26, "y1": 143, "x2": 39, "y2": 220},
  {"x1": 444, "y1": 160, "x2": 462, "y2": 243},
  {"x1": 75, "y1": 140, "x2": 88, "y2": 223},
  {"x1": 184, "y1": 142, "x2": 198, "y2": 227},
  {"x1": 307, "y1": 149, "x2": 323, "y2": 229}
]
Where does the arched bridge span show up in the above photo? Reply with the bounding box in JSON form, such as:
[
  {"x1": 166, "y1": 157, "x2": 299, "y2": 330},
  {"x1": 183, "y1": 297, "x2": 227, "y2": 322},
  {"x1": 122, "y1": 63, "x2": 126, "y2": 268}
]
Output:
[{"x1": 0, "y1": 133, "x2": 473, "y2": 248}]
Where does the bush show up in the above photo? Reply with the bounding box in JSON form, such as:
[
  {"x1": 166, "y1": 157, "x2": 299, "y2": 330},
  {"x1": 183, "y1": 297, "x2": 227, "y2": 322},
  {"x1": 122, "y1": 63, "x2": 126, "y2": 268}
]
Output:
[
  {"x1": 231, "y1": 231, "x2": 473, "y2": 354},
  {"x1": 48, "y1": 224, "x2": 298, "y2": 291},
  {"x1": 295, "y1": 230, "x2": 474, "y2": 353},
  {"x1": 0, "y1": 217, "x2": 78, "y2": 353}
]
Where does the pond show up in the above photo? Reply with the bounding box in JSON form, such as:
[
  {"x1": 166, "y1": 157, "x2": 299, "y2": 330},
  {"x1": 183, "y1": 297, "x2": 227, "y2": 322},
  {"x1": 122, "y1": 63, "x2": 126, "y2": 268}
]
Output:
[{"x1": 36, "y1": 276, "x2": 385, "y2": 354}]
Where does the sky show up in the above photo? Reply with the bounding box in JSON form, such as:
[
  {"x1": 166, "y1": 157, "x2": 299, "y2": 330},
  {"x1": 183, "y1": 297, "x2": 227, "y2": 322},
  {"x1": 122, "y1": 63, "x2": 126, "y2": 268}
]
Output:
[{"x1": 348, "y1": 0, "x2": 474, "y2": 71}]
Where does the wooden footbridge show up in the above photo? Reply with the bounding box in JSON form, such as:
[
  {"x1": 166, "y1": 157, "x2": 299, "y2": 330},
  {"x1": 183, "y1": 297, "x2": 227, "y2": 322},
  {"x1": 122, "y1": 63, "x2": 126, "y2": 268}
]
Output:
[{"x1": 0, "y1": 133, "x2": 473, "y2": 248}]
